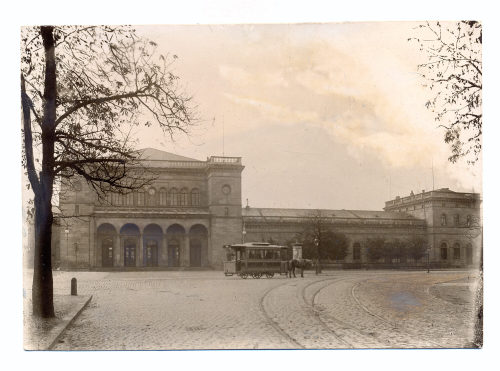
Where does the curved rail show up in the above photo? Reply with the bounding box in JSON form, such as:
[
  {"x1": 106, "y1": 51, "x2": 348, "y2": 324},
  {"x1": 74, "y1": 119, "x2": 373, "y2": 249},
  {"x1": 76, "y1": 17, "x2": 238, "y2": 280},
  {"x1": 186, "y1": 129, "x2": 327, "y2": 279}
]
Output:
[
  {"x1": 258, "y1": 281, "x2": 305, "y2": 349},
  {"x1": 301, "y1": 277, "x2": 354, "y2": 348}
]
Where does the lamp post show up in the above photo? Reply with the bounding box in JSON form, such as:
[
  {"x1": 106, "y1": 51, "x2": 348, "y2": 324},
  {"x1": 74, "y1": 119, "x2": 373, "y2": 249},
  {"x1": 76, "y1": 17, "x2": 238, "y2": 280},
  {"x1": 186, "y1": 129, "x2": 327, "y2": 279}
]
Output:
[
  {"x1": 64, "y1": 229, "x2": 69, "y2": 268},
  {"x1": 314, "y1": 237, "x2": 320, "y2": 275},
  {"x1": 427, "y1": 247, "x2": 431, "y2": 273}
]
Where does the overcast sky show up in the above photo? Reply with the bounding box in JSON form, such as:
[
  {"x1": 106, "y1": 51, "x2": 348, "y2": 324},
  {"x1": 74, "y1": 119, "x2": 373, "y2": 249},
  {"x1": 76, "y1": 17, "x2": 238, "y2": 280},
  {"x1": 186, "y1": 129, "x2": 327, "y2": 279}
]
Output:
[{"x1": 131, "y1": 22, "x2": 481, "y2": 210}]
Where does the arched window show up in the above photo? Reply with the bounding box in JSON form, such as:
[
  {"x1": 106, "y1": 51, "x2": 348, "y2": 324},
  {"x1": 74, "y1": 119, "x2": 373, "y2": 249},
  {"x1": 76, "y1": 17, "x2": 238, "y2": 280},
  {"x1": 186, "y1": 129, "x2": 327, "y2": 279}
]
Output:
[
  {"x1": 191, "y1": 188, "x2": 200, "y2": 206},
  {"x1": 454, "y1": 214, "x2": 460, "y2": 226},
  {"x1": 113, "y1": 192, "x2": 122, "y2": 206},
  {"x1": 453, "y1": 243, "x2": 461, "y2": 260},
  {"x1": 441, "y1": 214, "x2": 447, "y2": 226},
  {"x1": 179, "y1": 188, "x2": 188, "y2": 206},
  {"x1": 159, "y1": 188, "x2": 167, "y2": 206},
  {"x1": 104, "y1": 192, "x2": 113, "y2": 205},
  {"x1": 440, "y1": 242, "x2": 448, "y2": 260},
  {"x1": 124, "y1": 192, "x2": 134, "y2": 206},
  {"x1": 137, "y1": 190, "x2": 145, "y2": 206},
  {"x1": 147, "y1": 187, "x2": 156, "y2": 206},
  {"x1": 168, "y1": 188, "x2": 178, "y2": 206}
]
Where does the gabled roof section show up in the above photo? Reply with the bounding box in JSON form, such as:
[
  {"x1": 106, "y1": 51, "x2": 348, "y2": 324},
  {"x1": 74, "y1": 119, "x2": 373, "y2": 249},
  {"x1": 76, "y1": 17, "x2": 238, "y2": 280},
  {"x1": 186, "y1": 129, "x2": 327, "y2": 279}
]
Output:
[{"x1": 137, "y1": 148, "x2": 201, "y2": 162}]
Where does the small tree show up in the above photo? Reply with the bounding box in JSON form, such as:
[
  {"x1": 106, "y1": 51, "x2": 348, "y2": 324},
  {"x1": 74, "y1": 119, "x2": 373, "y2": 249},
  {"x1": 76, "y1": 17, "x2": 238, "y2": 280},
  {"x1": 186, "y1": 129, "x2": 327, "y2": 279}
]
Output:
[
  {"x1": 297, "y1": 211, "x2": 348, "y2": 273},
  {"x1": 406, "y1": 235, "x2": 427, "y2": 263},
  {"x1": 300, "y1": 230, "x2": 348, "y2": 261},
  {"x1": 385, "y1": 238, "x2": 406, "y2": 264},
  {"x1": 411, "y1": 21, "x2": 482, "y2": 164},
  {"x1": 365, "y1": 237, "x2": 386, "y2": 262}
]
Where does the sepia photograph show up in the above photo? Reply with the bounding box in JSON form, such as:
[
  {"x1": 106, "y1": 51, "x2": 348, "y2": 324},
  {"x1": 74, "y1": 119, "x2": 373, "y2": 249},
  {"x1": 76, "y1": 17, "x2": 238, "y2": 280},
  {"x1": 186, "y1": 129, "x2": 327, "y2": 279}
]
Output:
[{"x1": 13, "y1": 1, "x2": 493, "y2": 363}]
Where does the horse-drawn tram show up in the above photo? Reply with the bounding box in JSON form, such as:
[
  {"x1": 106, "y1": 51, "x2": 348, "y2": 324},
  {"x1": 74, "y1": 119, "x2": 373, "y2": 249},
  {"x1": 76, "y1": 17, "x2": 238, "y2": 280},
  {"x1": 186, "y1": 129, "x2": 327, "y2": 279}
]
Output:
[{"x1": 223, "y1": 242, "x2": 290, "y2": 278}]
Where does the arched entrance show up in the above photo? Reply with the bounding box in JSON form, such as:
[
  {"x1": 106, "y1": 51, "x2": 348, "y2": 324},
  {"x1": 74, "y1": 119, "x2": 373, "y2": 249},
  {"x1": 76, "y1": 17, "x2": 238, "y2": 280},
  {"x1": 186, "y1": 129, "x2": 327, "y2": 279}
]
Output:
[
  {"x1": 120, "y1": 223, "x2": 140, "y2": 267},
  {"x1": 440, "y1": 242, "x2": 448, "y2": 261},
  {"x1": 143, "y1": 224, "x2": 162, "y2": 267},
  {"x1": 97, "y1": 223, "x2": 117, "y2": 268},
  {"x1": 167, "y1": 224, "x2": 185, "y2": 267},
  {"x1": 189, "y1": 224, "x2": 208, "y2": 267}
]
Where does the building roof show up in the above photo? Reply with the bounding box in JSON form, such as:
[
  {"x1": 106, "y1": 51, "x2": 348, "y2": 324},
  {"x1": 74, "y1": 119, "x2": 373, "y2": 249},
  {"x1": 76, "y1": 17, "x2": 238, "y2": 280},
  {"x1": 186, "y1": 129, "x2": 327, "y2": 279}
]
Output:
[
  {"x1": 137, "y1": 148, "x2": 201, "y2": 162},
  {"x1": 242, "y1": 207, "x2": 416, "y2": 221}
]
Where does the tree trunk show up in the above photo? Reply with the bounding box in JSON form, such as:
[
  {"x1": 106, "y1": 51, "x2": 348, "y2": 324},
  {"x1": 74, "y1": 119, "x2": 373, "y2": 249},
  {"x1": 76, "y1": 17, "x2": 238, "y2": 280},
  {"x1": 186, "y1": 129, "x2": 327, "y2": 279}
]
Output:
[
  {"x1": 31, "y1": 25, "x2": 57, "y2": 318},
  {"x1": 32, "y1": 190, "x2": 55, "y2": 317}
]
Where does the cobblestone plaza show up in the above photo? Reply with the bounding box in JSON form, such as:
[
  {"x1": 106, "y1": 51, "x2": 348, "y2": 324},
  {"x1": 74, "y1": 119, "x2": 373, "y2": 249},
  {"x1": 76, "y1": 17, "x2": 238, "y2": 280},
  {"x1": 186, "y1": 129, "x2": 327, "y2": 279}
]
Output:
[{"x1": 23, "y1": 270, "x2": 480, "y2": 350}]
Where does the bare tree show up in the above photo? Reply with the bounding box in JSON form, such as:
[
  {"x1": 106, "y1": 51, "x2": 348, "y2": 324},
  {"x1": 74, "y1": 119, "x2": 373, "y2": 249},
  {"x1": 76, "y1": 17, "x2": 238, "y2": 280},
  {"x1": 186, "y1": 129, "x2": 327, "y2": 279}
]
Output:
[
  {"x1": 21, "y1": 26, "x2": 196, "y2": 317},
  {"x1": 411, "y1": 21, "x2": 482, "y2": 164},
  {"x1": 297, "y1": 210, "x2": 348, "y2": 274}
]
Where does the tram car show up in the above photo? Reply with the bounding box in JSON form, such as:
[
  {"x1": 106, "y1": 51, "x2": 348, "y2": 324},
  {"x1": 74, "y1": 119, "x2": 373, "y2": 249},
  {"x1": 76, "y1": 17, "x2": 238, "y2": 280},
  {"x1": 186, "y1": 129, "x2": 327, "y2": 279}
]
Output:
[{"x1": 223, "y1": 242, "x2": 290, "y2": 278}]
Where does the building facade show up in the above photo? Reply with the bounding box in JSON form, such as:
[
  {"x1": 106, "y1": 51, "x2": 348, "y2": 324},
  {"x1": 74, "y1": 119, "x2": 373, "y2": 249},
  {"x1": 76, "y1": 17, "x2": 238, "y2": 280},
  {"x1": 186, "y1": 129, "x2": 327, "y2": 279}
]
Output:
[{"x1": 55, "y1": 148, "x2": 481, "y2": 270}]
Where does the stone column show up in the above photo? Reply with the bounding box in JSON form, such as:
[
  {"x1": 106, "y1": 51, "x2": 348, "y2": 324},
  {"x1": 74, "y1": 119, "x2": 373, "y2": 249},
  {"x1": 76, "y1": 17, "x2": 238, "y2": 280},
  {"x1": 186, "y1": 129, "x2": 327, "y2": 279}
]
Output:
[
  {"x1": 161, "y1": 234, "x2": 168, "y2": 267},
  {"x1": 115, "y1": 235, "x2": 122, "y2": 267},
  {"x1": 182, "y1": 234, "x2": 190, "y2": 267},
  {"x1": 137, "y1": 234, "x2": 143, "y2": 267},
  {"x1": 203, "y1": 233, "x2": 210, "y2": 267}
]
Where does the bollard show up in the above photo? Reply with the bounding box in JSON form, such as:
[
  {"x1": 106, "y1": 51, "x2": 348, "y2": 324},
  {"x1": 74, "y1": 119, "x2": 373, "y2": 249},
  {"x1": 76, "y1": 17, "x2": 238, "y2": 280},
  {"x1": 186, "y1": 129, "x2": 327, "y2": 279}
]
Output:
[{"x1": 71, "y1": 277, "x2": 77, "y2": 296}]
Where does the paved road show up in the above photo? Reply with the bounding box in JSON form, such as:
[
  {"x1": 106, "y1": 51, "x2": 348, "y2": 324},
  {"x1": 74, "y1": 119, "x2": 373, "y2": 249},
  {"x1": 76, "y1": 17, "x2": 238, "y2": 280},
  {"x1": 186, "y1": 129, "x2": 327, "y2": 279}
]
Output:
[{"x1": 24, "y1": 270, "x2": 480, "y2": 350}]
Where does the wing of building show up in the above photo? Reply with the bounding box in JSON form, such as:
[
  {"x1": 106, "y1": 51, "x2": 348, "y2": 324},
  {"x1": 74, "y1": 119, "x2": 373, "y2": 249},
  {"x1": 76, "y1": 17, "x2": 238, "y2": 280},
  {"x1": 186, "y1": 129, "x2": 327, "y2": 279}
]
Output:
[{"x1": 49, "y1": 148, "x2": 481, "y2": 270}]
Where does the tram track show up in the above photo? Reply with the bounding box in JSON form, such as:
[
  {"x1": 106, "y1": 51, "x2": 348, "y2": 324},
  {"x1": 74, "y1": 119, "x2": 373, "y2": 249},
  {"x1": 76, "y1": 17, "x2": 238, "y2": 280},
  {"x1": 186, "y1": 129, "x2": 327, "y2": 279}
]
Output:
[
  {"x1": 302, "y1": 273, "x2": 442, "y2": 348},
  {"x1": 259, "y1": 275, "x2": 361, "y2": 349},
  {"x1": 302, "y1": 275, "x2": 394, "y2": 348},
  {"x1": 258, "y1": 280, "x2": 305, "y2": 349},
  {"x1": 259, "y1": 272, "x2": 466, "y2": 349},
  {"x1": 350, "y1": 278, "x2": 446, "y2": 348},
  {"x1": 301, "y1": 277, "x2": 355, "y2": 348}
]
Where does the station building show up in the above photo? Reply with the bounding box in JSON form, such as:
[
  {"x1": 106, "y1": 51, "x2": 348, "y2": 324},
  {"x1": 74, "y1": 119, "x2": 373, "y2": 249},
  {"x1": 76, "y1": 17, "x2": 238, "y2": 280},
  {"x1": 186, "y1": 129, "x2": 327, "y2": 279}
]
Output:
[{"x1": 54, "y1": 148, "x2": 481, "y2": 270}]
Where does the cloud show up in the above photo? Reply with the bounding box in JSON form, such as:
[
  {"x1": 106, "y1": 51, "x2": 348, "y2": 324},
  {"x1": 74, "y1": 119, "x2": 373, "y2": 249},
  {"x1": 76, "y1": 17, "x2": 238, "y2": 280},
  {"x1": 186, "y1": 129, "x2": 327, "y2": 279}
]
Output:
[
  {"x1": 223, "y1": 93, "x2": 320, "y2": 124},
  {"x1": 219, "y1": 65, "x2": 289, "y2": 88},
  {"x1": 151, "y1": 23, "x2": 480, "y2": 192},
  {"x1": 215, "y1": 30, "x2": 462, "y2": 173}
]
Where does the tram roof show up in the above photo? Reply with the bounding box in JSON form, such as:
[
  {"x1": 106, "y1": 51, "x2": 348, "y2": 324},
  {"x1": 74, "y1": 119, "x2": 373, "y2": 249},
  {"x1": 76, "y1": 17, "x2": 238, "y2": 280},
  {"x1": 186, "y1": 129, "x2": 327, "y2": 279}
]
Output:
[{"x1": 225, "y1": 242, "x2": 287, "y2": 249}]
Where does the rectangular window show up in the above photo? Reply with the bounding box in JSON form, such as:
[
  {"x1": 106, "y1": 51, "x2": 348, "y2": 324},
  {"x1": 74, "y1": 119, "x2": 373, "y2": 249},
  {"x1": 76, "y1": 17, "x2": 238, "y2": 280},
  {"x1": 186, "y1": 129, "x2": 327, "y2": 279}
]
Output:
[{"x1": 74, "y1": 204, "x2": 80, "y2": 216}]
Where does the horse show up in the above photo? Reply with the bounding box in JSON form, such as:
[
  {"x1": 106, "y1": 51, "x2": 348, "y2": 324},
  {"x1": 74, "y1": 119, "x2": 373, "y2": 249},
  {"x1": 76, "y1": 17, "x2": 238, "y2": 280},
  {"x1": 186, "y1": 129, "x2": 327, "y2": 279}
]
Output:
[{"x1": 288, "y1": 259, "x2": 313, "y2": 278}]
